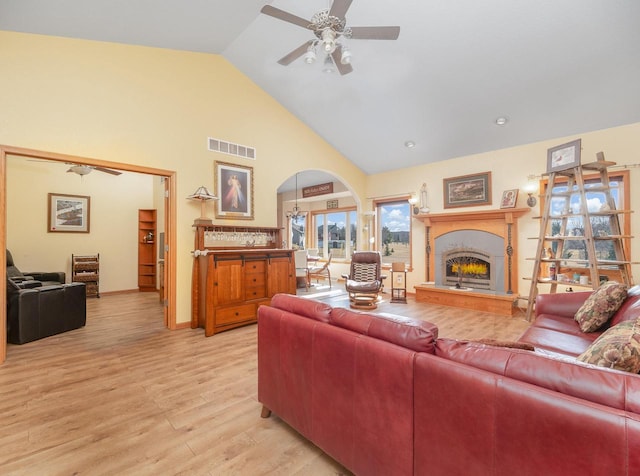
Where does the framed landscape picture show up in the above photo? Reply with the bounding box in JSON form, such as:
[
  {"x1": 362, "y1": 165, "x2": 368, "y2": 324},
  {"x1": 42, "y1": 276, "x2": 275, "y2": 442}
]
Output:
[
  {"x1": 215, "y1": 161, "x2": 254, "y2": 220},
  {"x1": 48, "y1": 193, "x2": 90, "y2": 233},
  {"x1": 547, "y1": 139, "x2": 581, "y2": 172},
  {"x1": 443, "y1": 172, "x2": 492, "y2": 209}
]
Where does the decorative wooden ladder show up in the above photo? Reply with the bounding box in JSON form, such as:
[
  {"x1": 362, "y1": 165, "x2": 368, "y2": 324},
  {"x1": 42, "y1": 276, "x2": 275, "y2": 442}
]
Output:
[{"x1": 525, "y1": 155, "x2": 634, "y2": 320}]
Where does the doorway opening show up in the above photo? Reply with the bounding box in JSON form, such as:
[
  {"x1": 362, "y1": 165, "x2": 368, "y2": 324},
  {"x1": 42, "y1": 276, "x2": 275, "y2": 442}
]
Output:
[{"x1": 0, "y1": 145, "x2": 177, "y2": 364}]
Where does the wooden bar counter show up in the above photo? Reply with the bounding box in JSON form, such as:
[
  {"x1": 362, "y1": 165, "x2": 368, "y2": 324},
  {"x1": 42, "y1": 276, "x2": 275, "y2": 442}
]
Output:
[{"x1": 191, "y1": 224, "x2": 295, "y2": 336}]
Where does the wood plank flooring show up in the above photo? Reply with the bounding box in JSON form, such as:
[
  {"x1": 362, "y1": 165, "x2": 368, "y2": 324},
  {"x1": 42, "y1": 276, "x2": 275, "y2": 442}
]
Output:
[{"x1": 0, "y1": 289, "x2": 530, "y2": 475}]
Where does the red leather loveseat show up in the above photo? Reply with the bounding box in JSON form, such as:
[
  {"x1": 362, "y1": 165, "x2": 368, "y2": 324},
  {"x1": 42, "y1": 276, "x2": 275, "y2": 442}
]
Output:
[{"x1": 258, "y1": 292, "x2": 640, "y2": 475}]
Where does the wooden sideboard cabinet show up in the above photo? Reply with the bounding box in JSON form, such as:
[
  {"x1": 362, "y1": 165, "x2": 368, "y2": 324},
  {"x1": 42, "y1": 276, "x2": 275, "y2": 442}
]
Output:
[{"x1": 191, "y1": 225, "x2": 296, "y2": 336}]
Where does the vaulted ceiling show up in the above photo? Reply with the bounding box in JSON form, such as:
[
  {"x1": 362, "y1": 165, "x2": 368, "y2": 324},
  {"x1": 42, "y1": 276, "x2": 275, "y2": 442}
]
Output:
[{"x1": 1, "y1": 0, "x2": 639, "y2": 181}]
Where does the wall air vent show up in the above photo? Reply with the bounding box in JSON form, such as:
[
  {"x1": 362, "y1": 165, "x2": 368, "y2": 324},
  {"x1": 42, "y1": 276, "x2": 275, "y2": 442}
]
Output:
[{"x1": 208, "y1": 137, "x2": 256, "y2": 160}]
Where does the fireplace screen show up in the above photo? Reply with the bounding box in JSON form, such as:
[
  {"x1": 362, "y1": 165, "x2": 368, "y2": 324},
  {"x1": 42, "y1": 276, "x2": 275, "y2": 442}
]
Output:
[{"x1": 443, "y1": 249, "x2": 493, "y2": 290}]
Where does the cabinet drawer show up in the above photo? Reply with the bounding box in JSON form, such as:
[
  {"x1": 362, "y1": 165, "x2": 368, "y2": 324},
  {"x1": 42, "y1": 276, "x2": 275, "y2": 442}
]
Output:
[
  {"x1": 245, "y1": 260, "x2": 266, "y2": 273},
  {"x1": 244, "y1": 273, "x2": 266, "y2": 287},
  {"x1": 245, "y1": 284, "x2": 267, "y2": 300},
  {"x1": 216, "y1": 303, "x2": 256, "y2": 326}
]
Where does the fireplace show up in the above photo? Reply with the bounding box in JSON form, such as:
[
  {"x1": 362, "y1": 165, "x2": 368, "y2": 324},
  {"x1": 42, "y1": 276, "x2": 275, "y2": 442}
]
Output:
[
  {"x1": 435, "y1": 229, "x2": 504, "y2": 292},
  {"x1": 443, "y1": 247, "x2": 494, "y2": 290},
  {"x1": 413, "y1": 209, "x2": 529, "y2": 316}
]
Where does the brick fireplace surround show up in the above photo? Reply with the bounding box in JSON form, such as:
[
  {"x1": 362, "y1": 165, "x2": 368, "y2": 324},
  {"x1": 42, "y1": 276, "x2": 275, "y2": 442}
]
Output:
[{"x1": 413, "y1": 208, "x2": 529, "y2": 316}]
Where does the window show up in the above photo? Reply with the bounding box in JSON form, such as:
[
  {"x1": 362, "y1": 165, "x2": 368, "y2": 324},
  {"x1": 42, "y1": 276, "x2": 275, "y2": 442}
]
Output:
[
  {"x1": 374, "y1": 198, "x2": 412, "y2": 268},
  {"x1": 290, "y1": 214, "x2": 306, "y2": 249},
  {"x1": 311, "y1": 208, "x2": 357, "y2": 259},
  {"x1": 543, "y1": 170, "x2": 631, "y2": 260}
]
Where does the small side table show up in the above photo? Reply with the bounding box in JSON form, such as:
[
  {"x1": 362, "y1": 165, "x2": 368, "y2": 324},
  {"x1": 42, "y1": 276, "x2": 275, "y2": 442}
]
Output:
[{"x1": 390, "y1": 268, "x2": 407, "y2": 303}]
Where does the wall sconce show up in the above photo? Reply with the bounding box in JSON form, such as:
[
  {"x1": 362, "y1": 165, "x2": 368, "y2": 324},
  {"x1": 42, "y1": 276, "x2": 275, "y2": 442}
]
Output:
[
  {"x1": 187, "y1": 186, "x2": 218, "y2": 224},
  {"x1": 524, "y1": 175, "x2": 540, "y2": 208},
  {"x1": 408, "y1": 195, "x2": 419, "y2": 214},
  {"x1": 363, "y1": 210, "x2": 376, "y2": 250}
]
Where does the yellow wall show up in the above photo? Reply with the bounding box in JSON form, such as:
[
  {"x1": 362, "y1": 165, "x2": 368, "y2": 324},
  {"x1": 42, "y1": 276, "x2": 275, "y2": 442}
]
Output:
[
  {"x1": 2, "y1": 31, "x2": 639, "y2": 321},
  {"x1": 367, "y1": 122, "x2": 640, "y2": 295},
  {"x1": 0, "y1": 31, "x2": 365, "y2": 324},
  {"x1": 6, "y1": 157, "x2": 155, "y2": 292}
]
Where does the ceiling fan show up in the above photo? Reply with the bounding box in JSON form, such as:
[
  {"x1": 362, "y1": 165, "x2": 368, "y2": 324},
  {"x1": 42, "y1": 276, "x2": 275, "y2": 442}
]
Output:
[
  {"x1": 27, "y1": 159, "x2": 123, "y2": 176},
  {"x1": 261, "y1": 0, "x2": 400, "y2": 75},
  {"x1": 66, "y1": 164, "x2": 122, "y2": 176}
]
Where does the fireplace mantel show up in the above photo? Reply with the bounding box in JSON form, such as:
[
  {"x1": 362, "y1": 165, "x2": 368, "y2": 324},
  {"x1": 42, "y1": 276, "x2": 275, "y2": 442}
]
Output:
[
  {"x1": 413, "y1": 208, "x2": 530, "y2": 226},
  {"x1": 413, "y1": 208, "x2": 530, "y2": 315}
]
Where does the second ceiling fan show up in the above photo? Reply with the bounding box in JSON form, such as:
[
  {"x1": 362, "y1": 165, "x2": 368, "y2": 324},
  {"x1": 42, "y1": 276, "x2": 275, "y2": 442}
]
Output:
[
  {"x1": 261, "y1": 0, "x2": 400, "y2": 75},
  {"x1": 67, "y1": 163, "x2": 122, "y2": 176}
]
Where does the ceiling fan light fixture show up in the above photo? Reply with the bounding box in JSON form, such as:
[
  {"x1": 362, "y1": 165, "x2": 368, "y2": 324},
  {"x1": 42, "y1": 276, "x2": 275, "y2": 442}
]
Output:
[
  {"x1": 321, "y1": 28, "x2": 337, "y2": 53},
  {"x1": 68, "y1": 165, "x2": 93, "y2": 176},
  {"x1": 303, "y1": 46, "x2": 317, "y2": 64},
  {"x1": 322, "y1": 55, "x2": 335, "y2": 73}
]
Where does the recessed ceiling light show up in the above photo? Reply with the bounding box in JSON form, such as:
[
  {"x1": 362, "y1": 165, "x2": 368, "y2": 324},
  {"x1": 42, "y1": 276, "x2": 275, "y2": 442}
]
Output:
[
  {"x1": 404, "y1": 140, "x2": 416, "y2": 148},
  {"x1": 495, "y1": 116, "x2": 508, "y2": 126}
]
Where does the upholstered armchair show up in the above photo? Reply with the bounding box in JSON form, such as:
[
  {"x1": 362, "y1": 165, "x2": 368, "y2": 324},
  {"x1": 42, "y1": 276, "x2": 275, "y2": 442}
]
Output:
[
  {"x1": 341, "y1": 251, "x2": 386, "y2": 309},
  {"x1": 6, "y1": 278, "x2": 86, "y2": 344},
  {"x1": 6, "y1": 249, "x2": 66, "y2": 287}
]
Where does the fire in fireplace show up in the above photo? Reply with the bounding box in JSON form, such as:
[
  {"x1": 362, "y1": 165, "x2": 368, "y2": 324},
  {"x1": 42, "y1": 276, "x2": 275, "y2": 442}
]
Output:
[{"x1": 443, "y1": 248, "x2": 494, "y2": 290}]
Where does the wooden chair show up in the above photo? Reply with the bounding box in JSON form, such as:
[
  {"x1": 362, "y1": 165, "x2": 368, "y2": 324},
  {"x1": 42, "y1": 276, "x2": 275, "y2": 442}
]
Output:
[
  {"x1": 294, "y1": 250, "x2": 309, "y2": 291},
  {"x1": 307, "y1": 252, "x2": 332, "y2": 288}
]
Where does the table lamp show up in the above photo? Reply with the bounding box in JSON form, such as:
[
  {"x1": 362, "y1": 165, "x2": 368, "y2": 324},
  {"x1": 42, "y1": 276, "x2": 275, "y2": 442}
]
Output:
[{"x1": 187, "y1": 186, "x2": 218, "y2": 224}]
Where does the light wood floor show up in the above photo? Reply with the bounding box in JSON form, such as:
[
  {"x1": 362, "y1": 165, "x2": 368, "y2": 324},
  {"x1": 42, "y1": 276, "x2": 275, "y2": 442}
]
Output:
[{"x1": 0, "y1": 289, "x2": 530, "y2": 475}]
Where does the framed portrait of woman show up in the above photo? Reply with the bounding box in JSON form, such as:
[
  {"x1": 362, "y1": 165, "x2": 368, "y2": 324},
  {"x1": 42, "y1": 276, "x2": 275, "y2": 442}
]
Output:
[{"x1": 215, "y1": 161, "x2": 254, "y2": 219}]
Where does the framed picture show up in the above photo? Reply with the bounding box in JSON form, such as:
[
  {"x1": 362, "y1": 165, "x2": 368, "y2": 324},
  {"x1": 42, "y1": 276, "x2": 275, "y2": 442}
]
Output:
[
  {"x1": 48, "y1": 193, "x2": 90, "y2": 233},
  {"x1": 500, "y1": 189, "x2": 519, "y2": 209},
  {"x1": 547, "y1": 138, "x2": 581, "y2": 172},
  {"x1": 215, "y1": 161, "x2": 254, "y2": 220},
  {"x1": 443, "y1": 172, "x2": 492, "y2": 209}
]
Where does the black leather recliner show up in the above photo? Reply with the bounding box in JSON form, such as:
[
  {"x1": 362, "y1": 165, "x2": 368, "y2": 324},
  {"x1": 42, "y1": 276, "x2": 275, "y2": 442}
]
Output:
[
  {"x1": 6, "y1": 249, "x2": 66, "y2": 287},
  {"x1": 6, "y1": 278, "x2": 87, "y2": 344}
]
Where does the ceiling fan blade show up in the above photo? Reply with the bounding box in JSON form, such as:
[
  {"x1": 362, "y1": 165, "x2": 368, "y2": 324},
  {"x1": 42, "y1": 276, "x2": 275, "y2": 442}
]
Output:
[
  {"x1": 278, "y1": 40, "x2": 314, "y2": 66},
  {"x1": 331, "y1": 47, "x2": 353, "y2": 75},
  {"x1": 260, "y1": 5, "x2": 311, "y2": 30},
  {"x1": 329, "y1": 0, "x2": 353, "y2": 20},
  {"x1": 93, "y1": 166, "x2": 122, "y2": 176},
  {"x1": 349, "y1": 26, "x2": 400, "y2": 40}
]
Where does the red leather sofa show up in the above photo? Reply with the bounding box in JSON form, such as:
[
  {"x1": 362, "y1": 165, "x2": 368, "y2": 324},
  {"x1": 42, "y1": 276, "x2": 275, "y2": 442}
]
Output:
[{"x1": 258, "y1": 292, "x2": 640, "y2": 475}]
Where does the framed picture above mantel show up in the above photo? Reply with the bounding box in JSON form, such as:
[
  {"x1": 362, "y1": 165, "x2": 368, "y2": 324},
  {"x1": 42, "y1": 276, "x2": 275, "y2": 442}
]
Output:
[{"x1": 443, "y1": 172, "x2": 492, "y2": 209}]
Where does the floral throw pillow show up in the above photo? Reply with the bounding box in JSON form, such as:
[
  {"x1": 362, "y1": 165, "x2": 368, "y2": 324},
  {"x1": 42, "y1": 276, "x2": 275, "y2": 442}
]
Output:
[
  {"x1": 577, "y1": 319, "x2": 640, "y2": 373},
  {"x1": 574, "y1": 282, "x2": 628, "y2": 333}
]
